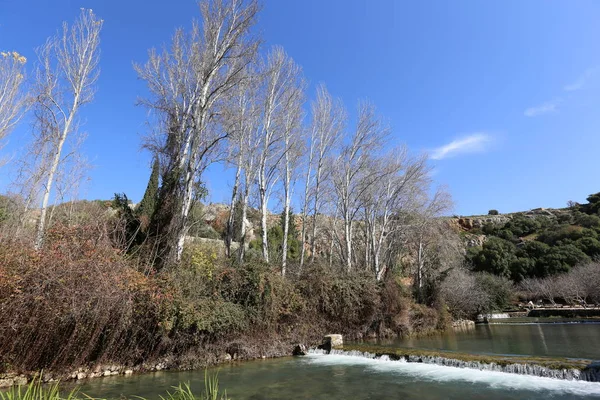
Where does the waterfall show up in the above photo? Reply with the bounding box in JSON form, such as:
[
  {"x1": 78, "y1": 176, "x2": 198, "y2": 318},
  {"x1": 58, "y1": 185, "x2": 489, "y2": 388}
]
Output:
[
  {"x1": 306, "y1": 348, "x2": 600, "y2": 382},
  {"x1": 488, "y1": 313, "x2": 511, "y2": 319},
  {"x1": 478, "y1": 313, "x2": 511, "y2": 321}
]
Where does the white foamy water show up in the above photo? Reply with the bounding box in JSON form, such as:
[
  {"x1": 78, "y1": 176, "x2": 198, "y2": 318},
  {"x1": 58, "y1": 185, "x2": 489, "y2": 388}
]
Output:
[{"x1": 304, "y1": 352, "x2": 600, "y2": 397}]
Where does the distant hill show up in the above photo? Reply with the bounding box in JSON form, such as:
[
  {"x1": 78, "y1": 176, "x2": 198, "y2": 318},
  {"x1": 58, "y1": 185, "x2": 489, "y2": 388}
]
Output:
[{"x1": 450, "y1": 192, "x2": 600, "y2": 281}]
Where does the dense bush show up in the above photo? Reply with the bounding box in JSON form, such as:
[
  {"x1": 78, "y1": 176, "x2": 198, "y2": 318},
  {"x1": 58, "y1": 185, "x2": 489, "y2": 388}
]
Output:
[
  {"x1": 468, "y1": 237, "x2": 517, "y2": 278},
  {"x1": 0, "y1": 224, "x2": 162, "y2": 371},
  {"x1": 520, "y1": 262, "x2": 600, "y2": 306},
  {"x1": 297, "y1": 263, "x2": 380, "y2": 334},
  {"x1": 466, "y1": 192, "x2": 600, "y2": 281},
  {"x1": 188, "y1": 223, "x2": 221, "y2": 240},
  {"x1": 0, "y1": 222, "x2": 443, "y2": 373},
  {"x1": 440, "y1": 269, "x2": 513, "y2": 319},
  {"x1": 579, "y1": 192, "x2": 600, "y2": 216},
  {"x1": 469, "y1": 218, "x2": 599, "y2": 281}
]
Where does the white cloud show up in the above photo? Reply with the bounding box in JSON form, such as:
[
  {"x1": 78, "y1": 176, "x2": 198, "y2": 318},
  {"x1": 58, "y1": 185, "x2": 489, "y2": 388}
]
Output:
[
  {"x1": 564, "y1": 67, "x2": 598, "y2": 92},
  {"x1": 524, "y1": 99, "x2": 561, "y2": 117},
  {"x1": 430, "y1": 133, "x2": 493, "y2": 160}
]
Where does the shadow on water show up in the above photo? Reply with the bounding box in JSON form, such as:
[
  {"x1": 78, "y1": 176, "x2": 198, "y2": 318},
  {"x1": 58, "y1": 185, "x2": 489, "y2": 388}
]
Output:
[{"x1": 369, "y1": 321, "x2": 600, "y2": 360}]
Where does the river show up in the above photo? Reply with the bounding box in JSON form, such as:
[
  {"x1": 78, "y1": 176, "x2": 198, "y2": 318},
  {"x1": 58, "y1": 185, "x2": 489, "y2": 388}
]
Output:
[
  {"x1": 76, "y1": 322, "x2": 600, "y2": 399},
  {"x1": 373, "y1": 320, "x2": 600, "y2": 359}
]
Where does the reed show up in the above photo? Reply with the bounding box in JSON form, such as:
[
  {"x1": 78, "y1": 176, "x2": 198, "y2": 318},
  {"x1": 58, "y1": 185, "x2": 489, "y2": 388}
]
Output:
[{"x1": 0, "y1": 371, "x2": 228, "y2": 400}]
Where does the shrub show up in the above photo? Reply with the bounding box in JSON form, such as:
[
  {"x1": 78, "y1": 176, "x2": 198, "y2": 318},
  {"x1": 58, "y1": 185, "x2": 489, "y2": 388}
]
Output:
[
  {"x1": 0, "y1": 223, "x2": 162, "y2": 371},
  {"x1": 409, "y1": 303, "x2": 439, "y2": 333},
  {"x1": 297, "y1": 263, "x2": 380, "y2": 334},
  {"x1": 469, "y1": 237, "x2": 517, "y2": 278},
  {"x1": 441, "y1": 269, "x2": 514, "y2": 319},
  {"x1": 189, "y1": 223, "x2": 220, "y2": 240},
  {"x1": 488, "y1": 209, "x2": 499, "y2": 215},
  {"x1": 440, "y1": 268, "x2": 485, "y2": 319},
  {"x1": 474, "y1": 272, "x2": 513, "y2": 311}
]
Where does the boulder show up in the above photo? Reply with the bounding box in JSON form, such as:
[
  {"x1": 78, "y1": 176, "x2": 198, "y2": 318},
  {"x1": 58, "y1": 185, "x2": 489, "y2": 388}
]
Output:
[
  {"x1": 0, "y1": 378, "x2": 14, "y2": 388},
  {"x1": 319, "y1": 334, "x2": 343, "y2": 353},
  {"x1": 292, "y1": 344, "x2": 307, "y2": 356},
  {"x1": 13, "y1": 376, "x2": 27, "y2": 386}
]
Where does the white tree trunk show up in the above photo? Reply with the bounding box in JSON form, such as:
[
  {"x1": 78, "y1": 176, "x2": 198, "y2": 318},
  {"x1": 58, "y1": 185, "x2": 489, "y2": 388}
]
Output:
[
  {"x1": 344, "y1": 216, "x2": 352, "y2": 271},
  {"x1": 259, "y1": 176, "x2": 269, "y2": 263},
  {"x1": 34, "y1": 128, "x2": 69, "y2": 249},
  {"x1": 225, "y1": 155, "x2": 243, "y2": 258},
  {"x1": 281, "y1": 154, "x2": 292, "y2": 275},
  {"x1": 299, "y1": 159, "x2": 312, "y2": 269},
  {"x1": 417, "y1": 240, "x2": 424, "y2": 301},
  {"x1": 309, "y1": 166, "x2": 322, "y2": 263},
  {"x1": 237, "y1": 191, "x2": 249, "y2": 263}
]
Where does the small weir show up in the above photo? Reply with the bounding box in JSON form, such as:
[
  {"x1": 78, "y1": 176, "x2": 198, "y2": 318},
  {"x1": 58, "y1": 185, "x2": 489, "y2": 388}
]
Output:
[{"x1": 308, "y1": 348, "x2": 600, "y2": 382}]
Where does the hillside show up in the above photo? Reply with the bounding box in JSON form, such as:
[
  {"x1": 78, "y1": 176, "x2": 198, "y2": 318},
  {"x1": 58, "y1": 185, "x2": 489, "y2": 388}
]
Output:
[{"x1": 450, "y1": 192, "x2": 600, "y2": 281}]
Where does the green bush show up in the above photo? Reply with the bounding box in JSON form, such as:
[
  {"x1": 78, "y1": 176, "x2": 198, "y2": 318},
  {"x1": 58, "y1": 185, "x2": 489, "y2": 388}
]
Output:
[
  {"x1": 189, "y1": 223, "x2": 220, "y2": 240},
  {"x1": 297, "y1": 263, "x2": 380, "y2": 333},
  {"x1": 468, "y1": 237, "x2": 517, "y2": 278},
  {"x1": 475, "y1": 272, "x2": 513, "y2": 312}
]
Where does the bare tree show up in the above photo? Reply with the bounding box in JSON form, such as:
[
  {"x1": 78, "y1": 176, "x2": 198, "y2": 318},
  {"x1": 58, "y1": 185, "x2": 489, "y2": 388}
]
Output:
[
  {"x1": 555, "y1": 271, "x2": 588, "y2": 307},
  {"x1": 236, "y1": 120, "x2": 262, "y2": 263},
  {"x1": 299, "y1": 84, "x2": 345, "y2": 268},
  {"x1": 32, "y1": 9, "x2": 103, "y2": 249},
  {"x1": 279, "y1": 67, "x2": 305, "y2": 275},
  {"x1": 520, "y1": 277, "x2": 557, "y2": 306},
  {"x1": 361, "y1": 148, "x2": 429, "y2": 280},
  {"x1": 136, "y1": 0, "x2": 259, "y2": 266},
  {"x1": 255, "y1": 47, "x2": 300, "y2": 264},
  {"x1": 332, "y1": 102, "x2": 388, "y2": 271},
  {"x1": 222, "y1": 69, "x2": 259, "y2": 258},
  {"x1": 0, "y1": 50, "x2": 27, "y2": 156},
  {"x1": 441, "y1": 268, "x2": 489, "y2": 319},
  {"x1": 406, "y1": 187, "x2": 455, "y2": 302}
]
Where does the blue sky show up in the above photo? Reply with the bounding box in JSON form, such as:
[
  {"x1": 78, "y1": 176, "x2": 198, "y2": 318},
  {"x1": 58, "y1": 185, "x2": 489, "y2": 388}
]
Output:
[{"x1": 1, "y1": 0, "x2": 600, "y2": 216}]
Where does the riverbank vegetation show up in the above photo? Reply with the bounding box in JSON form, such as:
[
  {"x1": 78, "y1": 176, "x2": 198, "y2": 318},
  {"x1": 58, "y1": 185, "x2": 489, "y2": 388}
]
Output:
[
  {"x1": 0, "y1": 0, "x2": 472, "y2": 378},
  {"x1": 1, "y1": 0, "x2": 599, "y2": 384},
  {"x1": 0, "y1": 373, "x2": 228, "y2": 400}
]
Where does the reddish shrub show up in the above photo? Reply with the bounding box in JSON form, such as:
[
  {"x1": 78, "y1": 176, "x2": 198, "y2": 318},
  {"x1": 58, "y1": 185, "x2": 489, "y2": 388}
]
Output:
[{"x1": 0, "y1": 224, "x2": 162, "y2": 371}]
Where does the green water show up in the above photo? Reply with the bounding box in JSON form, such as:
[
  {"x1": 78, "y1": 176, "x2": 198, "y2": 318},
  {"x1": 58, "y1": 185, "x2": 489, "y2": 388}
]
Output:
[
  {"x1": 74, "y1": 322, "x2": 600, "y2": 399},
  {"x1": 373, "y1": 321, "x2": 600, "y2": 359},
  {"x1": 75, "y1": 354, "x2": 600, "y2": 399}
]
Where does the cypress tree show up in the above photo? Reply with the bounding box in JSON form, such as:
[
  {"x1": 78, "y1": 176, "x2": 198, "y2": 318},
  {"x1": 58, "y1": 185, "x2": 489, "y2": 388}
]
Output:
[{"x1": 137, "y1": 157, "x2": 160, "y2": 224}]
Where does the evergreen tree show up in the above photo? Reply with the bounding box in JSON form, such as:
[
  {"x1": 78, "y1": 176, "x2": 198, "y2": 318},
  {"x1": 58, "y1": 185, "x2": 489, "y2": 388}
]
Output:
[
  {"x1": 113, "y1": 193, "x2": 142, "y2": 251},
  {"x1": 280, "y1": 208, "x2": 300, "y2": 261},
  {"x1": 137, "y1": 158, "x2": 160, "y2": 226}
]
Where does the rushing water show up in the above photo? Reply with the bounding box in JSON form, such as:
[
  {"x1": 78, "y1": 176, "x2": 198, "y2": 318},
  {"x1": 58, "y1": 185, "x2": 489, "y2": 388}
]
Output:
[
  {"x1": 75, "y1": 322, "x2": 600, "y2": 399},
  {"x1": 372, "y1": 321, "x2": 600, "y2": 359}
]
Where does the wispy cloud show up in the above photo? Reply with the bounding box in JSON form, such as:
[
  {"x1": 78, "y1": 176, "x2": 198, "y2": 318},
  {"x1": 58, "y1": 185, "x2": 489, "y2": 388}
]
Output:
[
  {"x1": 524, "y1": 99, "x2": 561, "y2": 117},
  {"x1": 431, "y1": 133, "x2": 493, "y2": 160},
  {"x1": 564, "y1": 67, "x2": 598, "y2": 92}
]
